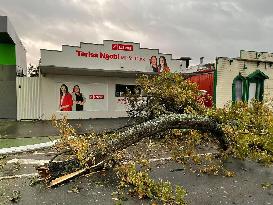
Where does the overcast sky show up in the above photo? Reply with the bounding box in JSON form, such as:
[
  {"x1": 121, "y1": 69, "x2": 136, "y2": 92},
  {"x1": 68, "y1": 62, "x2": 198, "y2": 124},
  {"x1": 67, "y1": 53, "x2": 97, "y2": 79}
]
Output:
[{"x1": 0, "y1": 0, "x2": 272, "y2": 66}]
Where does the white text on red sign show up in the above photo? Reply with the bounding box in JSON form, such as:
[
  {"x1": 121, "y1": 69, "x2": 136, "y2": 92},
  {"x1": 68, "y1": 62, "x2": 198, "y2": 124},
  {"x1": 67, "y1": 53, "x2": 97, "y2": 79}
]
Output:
[{"x1": 89, "y1": 95, "x2": 104, "y2": 100}]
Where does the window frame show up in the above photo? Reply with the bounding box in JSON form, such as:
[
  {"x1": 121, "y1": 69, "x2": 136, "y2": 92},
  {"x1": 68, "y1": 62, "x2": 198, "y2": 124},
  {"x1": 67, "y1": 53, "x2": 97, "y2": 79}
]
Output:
[{"x1": 232, "y1": 74, "x2": 246, "y2": 102}]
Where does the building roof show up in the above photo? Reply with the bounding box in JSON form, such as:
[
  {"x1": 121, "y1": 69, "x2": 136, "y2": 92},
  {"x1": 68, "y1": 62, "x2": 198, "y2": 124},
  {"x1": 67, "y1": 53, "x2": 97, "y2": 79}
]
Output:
[
  {"x1": 179, "y1": 57, "x2": 192, "y2": 60},
  {"x1": 0, "y1": 16, "x2": 26, "y2": 50}
]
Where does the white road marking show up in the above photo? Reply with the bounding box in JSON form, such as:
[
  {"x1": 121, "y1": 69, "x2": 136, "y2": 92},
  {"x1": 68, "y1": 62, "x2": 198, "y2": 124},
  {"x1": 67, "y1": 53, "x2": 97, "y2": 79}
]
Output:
[
  {"x1": 0, "y1": 173, "x2": 38, "y2": 180},
  {"x1": 7, "y1": 158, "x2": 51, "y2": 165},
  {"x1": 33, "y1": 151, "x2": 57, "y2": 155},
  {"x1": 149, "y1": 157, "x2": 172, "y2": 162},
  {"x1": 0, "y1": 140, "x2": 58, "y2": 155},
  {"x1": 5, "y1": 153, "x2": 218, "y2": 166}
]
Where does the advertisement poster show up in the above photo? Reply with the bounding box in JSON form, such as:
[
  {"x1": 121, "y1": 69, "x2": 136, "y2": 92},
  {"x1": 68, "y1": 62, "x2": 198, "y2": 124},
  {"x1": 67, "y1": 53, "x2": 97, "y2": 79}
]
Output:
[
  {"x1": 57, "y1": 83, "x2": 108, "y2": 112},
  {"x1": 148, "y1": 55, "x2": 171, "y2": 73},
  {"x1": 75, "y1": 48, "x2": 172, "y2": 73}
]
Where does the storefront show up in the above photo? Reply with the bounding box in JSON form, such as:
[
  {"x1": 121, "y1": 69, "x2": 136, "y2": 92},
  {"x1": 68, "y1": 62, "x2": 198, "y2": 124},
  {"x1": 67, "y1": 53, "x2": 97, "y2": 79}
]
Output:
[{"x1": 35, "y1": 40, "x2": 190, "y2": 120}]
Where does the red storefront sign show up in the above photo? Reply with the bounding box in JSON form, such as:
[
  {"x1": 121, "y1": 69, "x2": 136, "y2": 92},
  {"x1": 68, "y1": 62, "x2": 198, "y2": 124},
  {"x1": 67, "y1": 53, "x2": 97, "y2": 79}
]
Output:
[
  {"x1": 112, "y1": 44, "x2": 133, "y2": 51},
  {"x1": 89, "y1": 95, "x2": 104, "y2": 100},
  {"x1": 75, "y1": 49, "x2": 146, "y2": 61}
]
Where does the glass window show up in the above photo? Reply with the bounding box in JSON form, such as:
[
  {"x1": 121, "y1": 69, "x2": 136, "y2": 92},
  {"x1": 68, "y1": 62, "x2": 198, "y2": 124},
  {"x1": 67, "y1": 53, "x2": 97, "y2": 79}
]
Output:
[
  {"x1": 115, "y1": 84, "x2": 140, "y2": 97},
  {"x1": 256, "y1": 81, "x2": 261, "y2": 100},
  {"x1": 235, "y1": 79, "x2": 243, "y2": 101}
]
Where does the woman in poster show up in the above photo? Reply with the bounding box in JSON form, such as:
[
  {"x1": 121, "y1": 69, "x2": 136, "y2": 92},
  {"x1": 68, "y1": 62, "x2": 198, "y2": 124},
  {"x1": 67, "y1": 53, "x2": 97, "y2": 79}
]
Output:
[
  {"x1": 158, "y1": 56, "x2": 170, "y2": 73},
  {"x1": 59, "y1": 84, "x2": 73, "y2": 111},
  {"x1": 72, "y1": 85, "x2": 86, "y2": 111},
  {"x1": 150, "y1": 56, "x2": 158, "y2": 72}
]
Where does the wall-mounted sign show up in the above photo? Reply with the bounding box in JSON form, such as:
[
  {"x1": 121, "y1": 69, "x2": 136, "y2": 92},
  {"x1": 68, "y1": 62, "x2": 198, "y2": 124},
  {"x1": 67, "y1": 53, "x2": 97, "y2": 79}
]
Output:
[
  {"x1": 76, "y1": 50, "x2": 145, "y2": 61},
  {"x1": 112, "y1": 44, "x2": 133, "y2": 51},
  {"x1": 89, "y1": 95, "x2": 104, "y2": 100},
  {"x1": 41, "y1": 40, "x2": 185, "y2": 73}
]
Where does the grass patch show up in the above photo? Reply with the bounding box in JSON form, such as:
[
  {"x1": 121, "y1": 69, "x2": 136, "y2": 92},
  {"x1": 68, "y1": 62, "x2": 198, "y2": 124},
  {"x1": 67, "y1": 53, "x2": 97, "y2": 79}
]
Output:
[{"x1": 0, "y1": 136, "x2": 59, "y2": 149}]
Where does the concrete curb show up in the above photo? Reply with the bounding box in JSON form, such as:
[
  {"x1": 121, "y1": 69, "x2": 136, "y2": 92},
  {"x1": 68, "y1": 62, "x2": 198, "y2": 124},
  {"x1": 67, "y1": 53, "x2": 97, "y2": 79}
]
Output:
[{"x1": 0, "y1": 140, "x2": 58, "y2": 155}]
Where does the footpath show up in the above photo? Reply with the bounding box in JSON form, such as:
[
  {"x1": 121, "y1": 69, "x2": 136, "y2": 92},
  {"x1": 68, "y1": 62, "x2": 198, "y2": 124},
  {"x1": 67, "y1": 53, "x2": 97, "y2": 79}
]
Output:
[{"x1": 0, "y1": 118, "x2": 130, "y2": 154}]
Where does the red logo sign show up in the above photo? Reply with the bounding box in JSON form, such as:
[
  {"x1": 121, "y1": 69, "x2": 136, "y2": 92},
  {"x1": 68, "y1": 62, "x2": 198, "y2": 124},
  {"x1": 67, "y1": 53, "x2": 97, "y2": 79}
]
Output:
[
  {"x1": 112, "y1": 44, "x2": 133, "y2": 51},
  {"x1": 89, "y1": 95, "x2": 104, "y2": 100}
]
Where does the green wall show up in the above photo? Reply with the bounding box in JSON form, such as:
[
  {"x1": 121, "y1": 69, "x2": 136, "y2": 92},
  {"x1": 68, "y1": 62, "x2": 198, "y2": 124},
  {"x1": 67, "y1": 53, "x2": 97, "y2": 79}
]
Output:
[
  {"x1": 0, "y1": 43, "x2": 17, "y2": 118},
  {"x1": 0, "y1": 44, "x2": 16, "y2": 65}
]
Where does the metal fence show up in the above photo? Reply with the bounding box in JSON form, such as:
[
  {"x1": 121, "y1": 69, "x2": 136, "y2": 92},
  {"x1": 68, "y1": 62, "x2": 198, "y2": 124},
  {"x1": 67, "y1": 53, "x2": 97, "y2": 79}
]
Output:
[{"x1": 16, "y1": 77, "x2": 41, "y2": 120}]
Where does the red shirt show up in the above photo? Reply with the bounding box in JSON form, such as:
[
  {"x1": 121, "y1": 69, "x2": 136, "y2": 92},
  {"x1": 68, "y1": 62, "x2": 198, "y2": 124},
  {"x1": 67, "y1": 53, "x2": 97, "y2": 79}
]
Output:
[{"x1": 60, "y1": 93, "x2": 73, "y2": 111}]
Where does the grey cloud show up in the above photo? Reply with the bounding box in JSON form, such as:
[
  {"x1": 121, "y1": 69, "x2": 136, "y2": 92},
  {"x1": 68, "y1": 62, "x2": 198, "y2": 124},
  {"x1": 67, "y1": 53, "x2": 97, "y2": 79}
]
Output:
[{"x1": 0, "y1": 0, "x2": 272, "y2": 65}]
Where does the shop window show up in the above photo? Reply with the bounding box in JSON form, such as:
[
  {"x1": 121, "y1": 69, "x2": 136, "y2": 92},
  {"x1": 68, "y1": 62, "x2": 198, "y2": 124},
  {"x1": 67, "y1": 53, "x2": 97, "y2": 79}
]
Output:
[{"x1": 115, "y1": 84, "x2": 141, "y2": 97}]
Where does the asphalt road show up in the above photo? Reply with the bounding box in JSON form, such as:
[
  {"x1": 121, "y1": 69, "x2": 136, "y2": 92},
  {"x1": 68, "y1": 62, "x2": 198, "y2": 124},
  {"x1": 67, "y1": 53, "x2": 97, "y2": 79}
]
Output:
[{"x1": 0, "y1": 149, "x2": 273, "y2": 205}]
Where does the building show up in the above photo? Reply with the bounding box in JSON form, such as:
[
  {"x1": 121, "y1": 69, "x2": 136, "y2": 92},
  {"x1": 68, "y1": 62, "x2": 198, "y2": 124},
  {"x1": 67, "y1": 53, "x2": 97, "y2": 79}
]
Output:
[
  {"x1": 20, "y1": 40, "x2": 189, "y2": 120},
  {"x1": 0, "y1": 16, "x2": 27, "y2": 119},
  {"x1": 182, "y1": 57, "x2": 214, "y2": 74},
  {"x1": 215, "y1": 50, "x2": 273, "y2": 107}
]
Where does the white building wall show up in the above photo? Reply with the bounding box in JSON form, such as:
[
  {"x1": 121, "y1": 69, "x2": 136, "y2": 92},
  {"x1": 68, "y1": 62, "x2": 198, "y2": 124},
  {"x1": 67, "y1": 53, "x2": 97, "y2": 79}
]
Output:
[
  {"x1": 15, "y1": 43, "x2": 27, "y2": 76},
  {"x1": 216, "y1": 54, "x2": 273, "y2": 108},
  {"x1": 40, "y1": 75, "x2": 136, "y2": 120}
]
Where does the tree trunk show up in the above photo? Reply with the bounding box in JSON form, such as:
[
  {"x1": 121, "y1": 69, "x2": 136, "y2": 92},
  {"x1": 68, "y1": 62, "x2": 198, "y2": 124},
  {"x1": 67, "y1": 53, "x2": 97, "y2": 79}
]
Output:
[{"x1": 111, "y1": 114, "x2": 228, "y2": 152}]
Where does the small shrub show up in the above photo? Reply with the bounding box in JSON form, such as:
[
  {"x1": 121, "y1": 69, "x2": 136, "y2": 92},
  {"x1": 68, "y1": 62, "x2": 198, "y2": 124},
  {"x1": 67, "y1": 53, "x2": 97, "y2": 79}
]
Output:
[{"x1": 116, "y1": 162, "x2": 186, "y2": 205}]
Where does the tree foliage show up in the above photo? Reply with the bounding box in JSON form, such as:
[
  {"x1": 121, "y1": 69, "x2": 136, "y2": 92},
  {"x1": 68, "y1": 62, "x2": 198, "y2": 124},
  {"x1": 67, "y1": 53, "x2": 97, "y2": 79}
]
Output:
[
  {"x1": 207, "y1": 100, "x2": 273, "y2": 164},
  {"x1": 126, "y1": 72, "x2": 273, "y2": 164},
  {"x1": 28, "y1": 64, "x2": 39, "y2": 77},
  {"x1": 126, "y1": 73, "x2": 206, "y2": 121}
]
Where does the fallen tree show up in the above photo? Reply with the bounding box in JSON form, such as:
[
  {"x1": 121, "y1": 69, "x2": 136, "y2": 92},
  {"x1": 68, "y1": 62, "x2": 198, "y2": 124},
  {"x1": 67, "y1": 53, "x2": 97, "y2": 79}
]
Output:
[
  {"x1": 85, "y1": 113, "x2": 229, "y2": 169},
  {"x1": 36, "y1": 73, "x2": 273, "y2": 205},
  {"x1": 37, "y1": 113, "x2": 228, "y2": 186}
]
